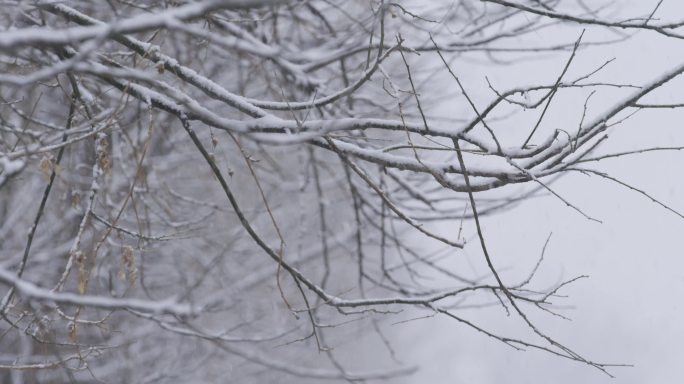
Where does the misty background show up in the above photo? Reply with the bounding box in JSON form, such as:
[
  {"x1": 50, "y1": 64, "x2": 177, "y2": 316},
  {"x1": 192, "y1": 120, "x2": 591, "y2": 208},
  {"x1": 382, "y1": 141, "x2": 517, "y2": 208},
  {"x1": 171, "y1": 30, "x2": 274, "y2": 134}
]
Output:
[{"x1": 394, "y1": 1, "x2": 684, "y2": 382}]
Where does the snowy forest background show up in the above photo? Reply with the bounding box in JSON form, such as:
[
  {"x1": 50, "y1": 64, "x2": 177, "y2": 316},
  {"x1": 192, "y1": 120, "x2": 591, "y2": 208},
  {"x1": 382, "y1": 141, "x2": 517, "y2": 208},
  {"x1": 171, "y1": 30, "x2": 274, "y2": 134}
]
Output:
[{"x1": 1, "y1": 1, "x2": 684, "y2": 383}]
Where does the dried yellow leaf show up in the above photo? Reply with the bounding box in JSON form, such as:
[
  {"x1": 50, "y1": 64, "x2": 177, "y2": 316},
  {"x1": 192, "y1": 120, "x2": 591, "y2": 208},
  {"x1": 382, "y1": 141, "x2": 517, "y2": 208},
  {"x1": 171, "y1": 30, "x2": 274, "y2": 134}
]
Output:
[{"x1": 39, "y1": 155, "x2": 52, "y2": 181}]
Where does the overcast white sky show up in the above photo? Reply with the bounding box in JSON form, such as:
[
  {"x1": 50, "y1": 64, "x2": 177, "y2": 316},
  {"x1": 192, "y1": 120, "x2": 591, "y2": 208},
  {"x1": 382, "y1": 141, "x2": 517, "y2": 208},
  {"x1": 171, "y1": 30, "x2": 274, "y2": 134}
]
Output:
[{"x1": 382, "y1": 2, "x2": 684, "y2": 383}]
